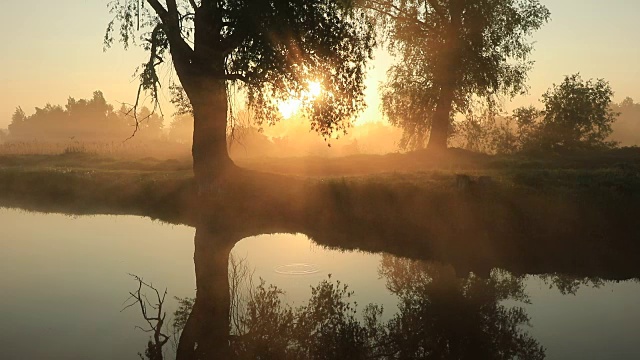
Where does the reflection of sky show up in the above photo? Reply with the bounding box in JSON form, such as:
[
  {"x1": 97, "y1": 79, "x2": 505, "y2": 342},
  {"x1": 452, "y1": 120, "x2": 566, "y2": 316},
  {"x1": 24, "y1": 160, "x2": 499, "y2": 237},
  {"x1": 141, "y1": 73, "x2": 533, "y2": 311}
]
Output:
[
  {"x1": 0, "y1": 209, "x2": 196, "y2": 359},
  {"x1": 232, "y1": 234, "x2": 399, "y2": 318},
  {"x1": 523, "y1": 277, "x2": 640, "y2": 359},
  {"x1": 1, "y1": 1, "x2": 639, "y2": 128},
  {"x1": 1, "y1": 208, "x2": 640, "y2": 359}
]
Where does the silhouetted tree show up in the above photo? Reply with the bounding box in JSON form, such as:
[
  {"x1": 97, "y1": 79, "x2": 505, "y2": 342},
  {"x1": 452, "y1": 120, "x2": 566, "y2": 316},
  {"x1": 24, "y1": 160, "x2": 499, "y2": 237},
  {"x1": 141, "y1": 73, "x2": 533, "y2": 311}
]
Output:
[
  {"x1": 364, "y1": 0, "x2": 550, "y2": 150},
  {"x1": 510, "y1": 74, "x2": 619, "y2": 152},
  {"x1": 105, "y1": 0, "x2": 374, "y2": 189},
  {"x1": 378, "y1": 255, "x2": 546, "y2": 359}
]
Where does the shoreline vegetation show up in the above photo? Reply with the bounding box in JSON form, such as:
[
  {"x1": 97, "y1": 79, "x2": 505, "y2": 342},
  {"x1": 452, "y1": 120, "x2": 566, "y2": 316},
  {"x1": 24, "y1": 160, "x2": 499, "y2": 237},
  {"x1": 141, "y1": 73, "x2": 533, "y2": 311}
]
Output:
[{"x1": 1, "y1": 147, "x2": 639, "y2": 281}]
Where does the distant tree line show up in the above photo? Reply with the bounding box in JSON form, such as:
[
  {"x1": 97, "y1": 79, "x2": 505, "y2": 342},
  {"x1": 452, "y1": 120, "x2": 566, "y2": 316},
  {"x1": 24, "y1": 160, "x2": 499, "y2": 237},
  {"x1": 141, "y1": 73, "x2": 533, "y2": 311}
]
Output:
[
  {"x1": 7, "y1": 91, "x2": 163, "y2": 142},
  {"x1": 4, "y1": 90, "x2": 402, "y2": 158},
  {"x1": 610, "y1": 97, "x2": 640, "y2": 147}
]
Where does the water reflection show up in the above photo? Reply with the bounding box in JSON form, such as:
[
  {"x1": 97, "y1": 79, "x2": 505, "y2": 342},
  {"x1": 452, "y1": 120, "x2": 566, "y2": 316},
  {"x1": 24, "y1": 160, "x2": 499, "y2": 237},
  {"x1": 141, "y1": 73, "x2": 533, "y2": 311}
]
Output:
[
  {"x1": 1, "y1": 207, "x2": 638, "y2": 359},
  {"x1": 131, "y1": 221, "x2": 545, "y2": 359}
]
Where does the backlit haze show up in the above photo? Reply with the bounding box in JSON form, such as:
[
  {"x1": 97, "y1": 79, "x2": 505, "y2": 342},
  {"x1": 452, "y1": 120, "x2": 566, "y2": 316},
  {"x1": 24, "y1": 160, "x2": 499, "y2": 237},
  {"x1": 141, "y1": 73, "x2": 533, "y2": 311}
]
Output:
[{"x1": 1, "y1": 0, "x2": 639, "y2": 147}]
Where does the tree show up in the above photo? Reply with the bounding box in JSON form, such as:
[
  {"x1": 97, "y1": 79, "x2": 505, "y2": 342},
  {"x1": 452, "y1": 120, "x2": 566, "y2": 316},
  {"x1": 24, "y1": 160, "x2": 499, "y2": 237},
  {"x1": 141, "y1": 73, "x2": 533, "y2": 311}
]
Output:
[
  {"x1": 105, "y1": 0, "x2": 374, "y2": 188},
  {"x1": 511, "y1": 74, "x2": 619, "y2": 152},
  {"x1": 540, "y1": 74, "x2": 619, "y2": 150},
  {"x1": 378, "y1": 255, "x2": 545, "y2": 359},
  {"x1": 364, "y1": 0, "x2": 550, "y2": 150}
]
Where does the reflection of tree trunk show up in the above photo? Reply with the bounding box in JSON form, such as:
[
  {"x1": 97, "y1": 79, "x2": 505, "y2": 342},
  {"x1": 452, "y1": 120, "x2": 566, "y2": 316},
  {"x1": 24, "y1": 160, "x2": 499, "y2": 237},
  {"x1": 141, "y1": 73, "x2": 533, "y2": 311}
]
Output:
[{"x1": 176, "y1": 224, "x2": 237, "y2": 360}]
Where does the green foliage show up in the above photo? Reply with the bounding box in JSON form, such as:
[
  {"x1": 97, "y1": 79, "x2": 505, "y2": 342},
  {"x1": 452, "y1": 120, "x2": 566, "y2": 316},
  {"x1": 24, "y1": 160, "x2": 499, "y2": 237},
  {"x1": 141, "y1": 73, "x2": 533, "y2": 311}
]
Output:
[
  {"x1": 366, "y1": 0, "x2": 550, "y2": 149},
  {"x1": 455, "y1": 75, "x2": 621, "y2": 154},
  {"x1": 503, "y1": 74, "x2": 619, "y2": 153},
  {"x1": 105, "y1": 0, "x2": 375, "y2": 139},
  {"x1": 537, "y1": 74, "x2": 618, "y2": 151}
]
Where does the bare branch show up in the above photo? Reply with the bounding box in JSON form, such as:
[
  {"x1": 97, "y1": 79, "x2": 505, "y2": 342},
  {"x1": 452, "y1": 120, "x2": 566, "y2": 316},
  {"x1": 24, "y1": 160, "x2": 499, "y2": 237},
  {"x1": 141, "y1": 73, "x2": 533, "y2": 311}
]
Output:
[{"x1": 123, "y1": 273, "x2": 171, "y2": 359}]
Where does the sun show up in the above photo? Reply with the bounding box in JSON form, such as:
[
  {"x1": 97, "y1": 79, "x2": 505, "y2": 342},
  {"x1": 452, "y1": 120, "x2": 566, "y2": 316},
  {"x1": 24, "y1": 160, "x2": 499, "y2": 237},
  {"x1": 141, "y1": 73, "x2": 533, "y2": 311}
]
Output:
[
  {"x1": 278, "y1": 80, "x2": 323, "y2": 119},
  {"x1": 308, "y1": 80, "x2": 322, "y2": 98},
  {"x1": 278, "y1": 99, "x2": 302, "y2": 119}
]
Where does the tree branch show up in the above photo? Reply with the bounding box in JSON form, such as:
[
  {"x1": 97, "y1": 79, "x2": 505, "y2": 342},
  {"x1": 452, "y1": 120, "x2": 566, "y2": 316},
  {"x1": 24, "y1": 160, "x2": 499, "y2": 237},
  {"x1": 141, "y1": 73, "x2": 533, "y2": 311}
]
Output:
[
  {"x1": 145, "y1": 0, "x2": 169, "y2": 23},
  {"x1": 362, "y1": 0, "x2": 428, "y2": 29},
  {"x1": 165, "y1": 0, "x2": 180, "y2": 26},
  {"x1": 225, "y1": 73, "x2": 248, "y2": 82}
]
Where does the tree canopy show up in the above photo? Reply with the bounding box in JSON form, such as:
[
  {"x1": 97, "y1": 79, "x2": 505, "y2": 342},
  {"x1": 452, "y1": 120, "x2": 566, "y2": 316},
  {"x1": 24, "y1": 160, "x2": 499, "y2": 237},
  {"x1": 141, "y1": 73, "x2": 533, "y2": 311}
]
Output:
[
  {"x1": 513, "y1": 74, "x2": 619, "y2": 152},
  {"x1": 364, "y1": 0, "x2": 550, "y2": 150},
  {"x1": 105, "y1": 0, "x2": 374, "y2": 184},
  {"x1": 105, "y1": 0, "x2": 374, "y2": 138}
]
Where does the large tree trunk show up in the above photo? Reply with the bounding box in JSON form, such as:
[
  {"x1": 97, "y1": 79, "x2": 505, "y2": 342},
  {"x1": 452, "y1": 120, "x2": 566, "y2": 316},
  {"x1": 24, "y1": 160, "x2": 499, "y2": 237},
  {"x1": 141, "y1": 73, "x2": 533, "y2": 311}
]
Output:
[
  {"x1": 169, "y1": 3, "x2": 236, "y2": 192},
  {"x1": 427, "y1": 0, "x2": 463, "y2": 152},
  {"x1": 428, "y1": 83, "x2": 455, "y2": 151},
  {"x1": 187, "y1": 77, "x2": 236, "y2": 192}
]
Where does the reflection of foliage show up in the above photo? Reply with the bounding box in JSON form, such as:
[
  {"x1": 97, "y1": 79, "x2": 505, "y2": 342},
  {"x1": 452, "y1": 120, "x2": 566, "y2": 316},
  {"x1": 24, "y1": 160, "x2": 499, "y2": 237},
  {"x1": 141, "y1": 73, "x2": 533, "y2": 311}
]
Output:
[
  {"x1": 170, "y1": 296, "x2": 194, "y2": 344},
  {"x1": 232, "y1": 280, "x2": 295, "y2": 359},
  {"x1": 378, "y1": 255, "x2": 545, "y2": 360},
  {"x1": 164, "y1": 257, "x2": 544, "y2": 359},
  {"x1": 292, "y1": 276, "x2": 381, "y2": 360},
  {"x1": 539, "y1": 274, "x2": 605, "y2": 296}
]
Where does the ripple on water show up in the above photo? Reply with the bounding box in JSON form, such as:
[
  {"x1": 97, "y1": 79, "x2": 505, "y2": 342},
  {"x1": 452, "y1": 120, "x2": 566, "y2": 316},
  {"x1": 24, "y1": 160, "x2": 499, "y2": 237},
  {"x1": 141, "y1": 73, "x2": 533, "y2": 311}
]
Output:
[{"x1": 273, "y1": 263, "x2": 321, "y2": 275}]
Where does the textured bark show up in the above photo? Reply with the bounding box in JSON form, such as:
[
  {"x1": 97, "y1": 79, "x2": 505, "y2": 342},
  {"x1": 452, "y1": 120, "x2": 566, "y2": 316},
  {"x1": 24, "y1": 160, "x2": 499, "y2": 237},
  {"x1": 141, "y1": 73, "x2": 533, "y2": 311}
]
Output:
[{"x1": 167, "y1": 3, "x2": 236, "y2": 190}]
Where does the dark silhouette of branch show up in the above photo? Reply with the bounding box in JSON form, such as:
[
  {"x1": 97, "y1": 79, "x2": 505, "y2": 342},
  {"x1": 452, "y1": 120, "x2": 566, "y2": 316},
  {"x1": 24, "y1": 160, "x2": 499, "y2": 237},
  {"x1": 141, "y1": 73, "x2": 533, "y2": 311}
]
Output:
[{"x1": 123, "y1": 274, "x2": 170, "y2": 360}]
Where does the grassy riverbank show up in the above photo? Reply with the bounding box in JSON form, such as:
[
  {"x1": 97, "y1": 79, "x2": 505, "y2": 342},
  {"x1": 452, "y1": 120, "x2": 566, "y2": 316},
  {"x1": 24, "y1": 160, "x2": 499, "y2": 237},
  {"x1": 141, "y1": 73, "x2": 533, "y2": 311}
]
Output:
[{"x1": 1, "y1": 148, "x2": 640, "y2": 279}]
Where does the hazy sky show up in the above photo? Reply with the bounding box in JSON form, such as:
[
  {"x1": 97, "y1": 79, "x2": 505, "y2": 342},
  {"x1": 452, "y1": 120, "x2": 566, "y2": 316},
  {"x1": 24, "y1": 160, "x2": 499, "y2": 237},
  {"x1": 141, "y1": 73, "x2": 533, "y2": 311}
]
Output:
[{"x1": 1, "y1": 0, "x2": 639, "y2": 129}]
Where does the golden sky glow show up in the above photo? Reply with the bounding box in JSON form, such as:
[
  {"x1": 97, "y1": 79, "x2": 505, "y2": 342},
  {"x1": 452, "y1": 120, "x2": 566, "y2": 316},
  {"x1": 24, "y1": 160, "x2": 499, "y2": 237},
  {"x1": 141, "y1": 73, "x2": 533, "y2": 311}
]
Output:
[{"x1": 0, "y1": 1, "x2": 639, "y2": 129}]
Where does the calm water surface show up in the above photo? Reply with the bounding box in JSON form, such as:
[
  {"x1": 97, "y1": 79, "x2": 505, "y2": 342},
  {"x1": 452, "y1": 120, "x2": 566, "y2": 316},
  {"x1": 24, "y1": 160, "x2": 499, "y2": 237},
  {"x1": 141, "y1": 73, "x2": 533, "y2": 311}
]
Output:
[{"x1": 0, "y1": 208, "x2": 638, "y2": 359}]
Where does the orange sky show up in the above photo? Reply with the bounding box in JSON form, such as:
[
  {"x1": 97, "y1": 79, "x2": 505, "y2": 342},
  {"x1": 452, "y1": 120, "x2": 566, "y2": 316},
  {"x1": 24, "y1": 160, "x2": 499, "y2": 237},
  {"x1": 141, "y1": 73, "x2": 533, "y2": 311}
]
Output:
[{"x1": 1, "y1": 0, "x2": 639, "y2": 129}]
